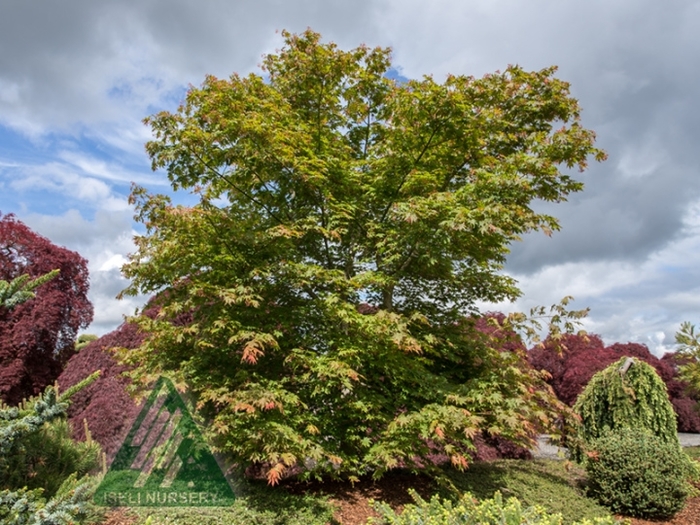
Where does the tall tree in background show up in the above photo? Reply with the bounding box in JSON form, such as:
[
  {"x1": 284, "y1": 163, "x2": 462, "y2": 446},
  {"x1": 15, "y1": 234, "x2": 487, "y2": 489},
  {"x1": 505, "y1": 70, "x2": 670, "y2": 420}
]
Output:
[
  {"x1": 120, "y1": 30, "x2": 605, "y2": 482},
  {"x1": 0, "y1": 213, "x2": 93, "y2": 404}
]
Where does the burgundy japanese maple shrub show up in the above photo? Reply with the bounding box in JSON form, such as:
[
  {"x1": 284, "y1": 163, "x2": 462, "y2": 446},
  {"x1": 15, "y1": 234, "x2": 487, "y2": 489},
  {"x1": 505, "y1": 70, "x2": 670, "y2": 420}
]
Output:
[
  {"x1": 529, "y1": 333, "x2": 606, "y2": 404},
  {"x1": 0, "y1": 213, "x2": 93, "y2": 404},
  {"x1": 555, "y1": 342, "x2": 672, "y2": 406},
  {"x1": 58, "y1": 300, "x2": 194, "y2": 462},
  {"x1": 557, "y1": 348, "x2": 618, "y2": 406},
  {"x1": 473, "y1": 312, "x2": 528, "y2": 353},
  {"x1": 57, "y1": 319, "x2": 145, "y2": 462},
  {"x1": 607, "y1": 343, "x2": 674, "y2": 383}
]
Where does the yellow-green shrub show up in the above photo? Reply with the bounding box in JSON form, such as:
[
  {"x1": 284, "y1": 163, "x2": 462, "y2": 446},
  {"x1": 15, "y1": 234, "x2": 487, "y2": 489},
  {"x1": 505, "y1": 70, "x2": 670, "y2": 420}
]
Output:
[
  {"x1": 572, "y1": 357, "x2": 678, "y2": 462},
  {"x1": 369, "y1": 490, "x2": 619, "y2": 525}
]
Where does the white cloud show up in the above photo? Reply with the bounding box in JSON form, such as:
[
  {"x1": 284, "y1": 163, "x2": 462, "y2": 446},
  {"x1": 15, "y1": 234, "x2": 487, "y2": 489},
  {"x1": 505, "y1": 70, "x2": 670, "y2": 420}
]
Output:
[
  {"x1": 0, "y1": 147, "x2": 171, "y2": 213},
  {"x1": 2, "y1": 0, "x2": 700, "y2": 349},
  {"x1": 99, "y1": 254, "x2": 129, "y2": 272},
  {"x1": 0, "y1": 79, "x2": 21, "y2": 104},
  {"x1": 617, "y1": 134, "x2": 668, "y2": 179},
  {"x1": 56, "y1": 150, "x2": 163, "y2": 186},
  {"x1": 19, "y1": 208, "x2": 148, "y2": 336},
  {"x1": 11, "y1": 163, "x2": 109, "y2": 199},
  {"x1": 481, "y1": 196, "x2": 700, "y2": 356}
]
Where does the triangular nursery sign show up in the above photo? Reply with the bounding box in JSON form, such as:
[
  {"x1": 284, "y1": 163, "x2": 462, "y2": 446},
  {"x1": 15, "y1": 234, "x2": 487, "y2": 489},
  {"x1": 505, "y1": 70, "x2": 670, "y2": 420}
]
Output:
[{"x1": 95, "y1": 377, "x2": 235, "y2": 507}]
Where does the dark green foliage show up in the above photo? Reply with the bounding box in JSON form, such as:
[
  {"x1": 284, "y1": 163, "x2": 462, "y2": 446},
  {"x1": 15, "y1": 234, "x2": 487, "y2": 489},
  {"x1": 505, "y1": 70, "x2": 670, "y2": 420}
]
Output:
[
  {"x1": 2, "y1": 418, "x2": 100, "y2": 498},
  {"x1": 0, "y1": 375, "x2": 101, "y2": 525},
  {"x1": 585, "y1": 428, "x2": 695, "y2": 519},
  {"x1": 573, "y1": 357, "x2": 678, "y2": 450}
]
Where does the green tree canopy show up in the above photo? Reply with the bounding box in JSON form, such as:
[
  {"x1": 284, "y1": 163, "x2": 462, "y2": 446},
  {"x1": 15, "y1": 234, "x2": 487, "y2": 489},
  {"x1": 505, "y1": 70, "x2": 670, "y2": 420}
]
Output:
[{"x1": 120, "y1": 29, "x2": 605, "y2": 483}]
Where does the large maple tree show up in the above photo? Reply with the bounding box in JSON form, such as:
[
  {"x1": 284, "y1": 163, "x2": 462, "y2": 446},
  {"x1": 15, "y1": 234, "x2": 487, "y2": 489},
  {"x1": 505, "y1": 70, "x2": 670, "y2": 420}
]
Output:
[
  {"x1": 120, "y1": 30, "x2": 605, "y2": 482},
  {"x1": 0, "y1": 213, "x2": 93, "y2": 404}
]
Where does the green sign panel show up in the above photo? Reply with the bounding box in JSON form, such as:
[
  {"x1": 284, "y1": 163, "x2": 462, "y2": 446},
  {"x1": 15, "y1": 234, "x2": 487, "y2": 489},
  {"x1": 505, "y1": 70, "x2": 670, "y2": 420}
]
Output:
[{"x1": 95, "y1": 377, "x2": 235, "y2": 507}]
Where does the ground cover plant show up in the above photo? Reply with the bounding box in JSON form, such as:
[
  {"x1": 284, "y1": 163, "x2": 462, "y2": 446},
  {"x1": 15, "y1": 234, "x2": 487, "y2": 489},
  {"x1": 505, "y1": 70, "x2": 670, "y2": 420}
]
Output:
[
  {"x1": 117, "y1": 28, "x2": 605, "y2": 484},
  {"x1": 369, "y1": 490, "x2": 617, "y2": 525},
  {"x1": 96, "y1": 447, "x2": 700, "y2": 524}
]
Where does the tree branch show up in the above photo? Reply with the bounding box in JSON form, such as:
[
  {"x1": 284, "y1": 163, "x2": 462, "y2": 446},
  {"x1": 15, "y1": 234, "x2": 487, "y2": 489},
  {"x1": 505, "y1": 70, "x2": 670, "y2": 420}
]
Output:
[
  {"x1": 379, "y1": 124, "x2": 441, "y2": 224},
  {"x1": 187, "y1": 147, "x2": 288, "y2": 226}
]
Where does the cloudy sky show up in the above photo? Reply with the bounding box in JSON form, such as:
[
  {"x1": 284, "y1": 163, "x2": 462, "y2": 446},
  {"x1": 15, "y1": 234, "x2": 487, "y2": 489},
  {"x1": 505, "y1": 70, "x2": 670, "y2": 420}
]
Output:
[{"x1": 1, "y1": 0, "x2": 699, "y2": 355}]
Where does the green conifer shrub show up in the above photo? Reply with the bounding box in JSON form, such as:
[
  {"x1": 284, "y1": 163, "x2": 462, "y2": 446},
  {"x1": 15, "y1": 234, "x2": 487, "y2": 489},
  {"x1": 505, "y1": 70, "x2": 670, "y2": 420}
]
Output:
[
  {"x1": 369, "y1": 490, "x2": 618, "y2": 525},
  {"x1": 0, "y1": 379, "x2": 101, "y2": 525},
  {"x1": 2, "y1": 416, "x2": 100, "y2": 498},
  {"x1": 573, "y1": 356, "x2": 678, "y2": 450},
  {"x1": 0, "y1": 474, "x2": 98, "y2": 525},
  {"x1": 584, "y1": 428, "x2": 696, "y2": 519}
]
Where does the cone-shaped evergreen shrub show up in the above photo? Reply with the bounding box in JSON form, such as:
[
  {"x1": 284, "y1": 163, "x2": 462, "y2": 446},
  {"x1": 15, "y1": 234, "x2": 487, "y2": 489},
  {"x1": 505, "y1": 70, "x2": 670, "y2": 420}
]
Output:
[
  {"x1": 0, "y1": 379, "x2": 101, "y2": 525},
  {"x1": 1, "y1": 417, "x2": 100, "y2": 498}
]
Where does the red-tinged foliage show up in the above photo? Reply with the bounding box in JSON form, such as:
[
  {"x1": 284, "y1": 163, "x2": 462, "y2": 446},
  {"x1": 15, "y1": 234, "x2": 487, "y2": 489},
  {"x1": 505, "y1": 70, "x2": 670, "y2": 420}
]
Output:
[
  {"x1": 557, "y1": 348, "x2": 618, "y2": 405},
  {"x1": 607, "y1": 342, "x2": 675, "y2": 383},
  {"x1": 529, "y1": 333, "x2": 606, "y2": 403},
  {"x1": 473, "y1": 312, "x2": 528, "y2": 354},
  {"x1": 357, "y1": 303, "x2": 379, "y2": 315},
  {"x1": 662, "y1": 352, "x2": 700, "y2": 432},
  {"x1": 528, "y1": 333, "x2": 700, "y2": 432},
  {"x1": 671, "y1": 397, "x2": 700, "y2": 433},
  {"x1": 57, "y1": 319, "x2": 145, "y2": 463},
  {"x1": 57, "y1": 301, "x2": 193, "y2": 462},
  {"x1": 470, "y1": 313, "x2": 536, "y2": 459},
  {"x1": 0, "y1": 213, "x2": 93, "y2": 404}
]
